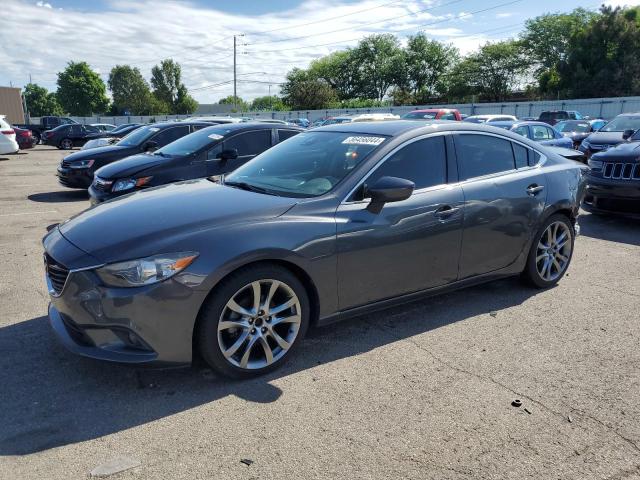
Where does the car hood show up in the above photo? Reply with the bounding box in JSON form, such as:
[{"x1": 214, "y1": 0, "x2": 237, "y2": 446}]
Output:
[
  {"x1": 592, "y1": 141, "x2": 640, "y2": 161},
  {"x1": 58, "y1": 179, "x2": 298, "y2": 263},
  {"x1": 584, "y1": 131, "x2": 626, "y2": 145},
  {"x1": 64, "y1": 144, "x2": 135, "y2": 161},
  {"x1": 95, "y1": 153, "x2": 169, "y2": 179}
]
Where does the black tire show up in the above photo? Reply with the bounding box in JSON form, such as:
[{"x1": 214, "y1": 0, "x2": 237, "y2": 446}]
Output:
[
  {"x1": 197, "y1": 264, "x2": 310, "y2": 379},
  {"x1": 33, "y1": 132, "x2": 41, "y2": 144},
  {"x1": 522, "y1": 213, "x2": 575, "y2": 289},
  {"x1": 60, "y1": 138, "x2": 73, "y2": 150}
]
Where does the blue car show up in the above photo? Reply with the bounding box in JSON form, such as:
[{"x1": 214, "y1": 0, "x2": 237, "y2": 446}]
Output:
[{"x1": 490, "y1": 121, "x2": 574, "y2": 149}]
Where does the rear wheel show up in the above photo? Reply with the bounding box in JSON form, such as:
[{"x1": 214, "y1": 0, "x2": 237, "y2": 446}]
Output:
[
  {"x1": 522, "y1": 214, "x2": 574, "y2": 288},
  {"x1": 197, "y1": 264, "x2": 310, "y2": 378},
  {"x1": 60, "y1": 138, "x2": 73, "y2": 150}
]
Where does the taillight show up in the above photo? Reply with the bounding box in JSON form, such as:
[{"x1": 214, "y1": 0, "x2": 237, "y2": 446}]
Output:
[
  {"x1": 1, "y1": 129, "x2": 15, "y2": 135},
  {"x1": 20, "y1": 130, "x2": 31, "y2": 137}
]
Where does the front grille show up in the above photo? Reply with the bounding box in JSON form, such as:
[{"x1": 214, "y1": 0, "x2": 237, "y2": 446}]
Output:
[
  {"x1": 93, "y1": 177, "x2": 113, "y2": 191},
  {"x1": 45, "y1": 253, "x2": 70, "y2": 294},
  {"x1": 602, "y1": 162, "x2": 640, "y2": 180}
]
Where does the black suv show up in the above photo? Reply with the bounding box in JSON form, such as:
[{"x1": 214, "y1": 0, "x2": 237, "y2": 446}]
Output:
[
  {"x1": 89, "y1": 123, "x2": 302, "y2": 204},
  {"x1": 57, "y1": 122, "x2": 214, "y2": 189},
  {"x1": 583, "y1": 134, "x2": 640, "y2": 216},
  {"x1": 538, "y1": 110, "x2": 583, "y2": 126}
]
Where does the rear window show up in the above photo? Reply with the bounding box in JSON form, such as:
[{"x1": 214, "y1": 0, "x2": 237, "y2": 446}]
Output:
[{"x1": 403, "y1": 112, "x2": 437, "y2": 120}]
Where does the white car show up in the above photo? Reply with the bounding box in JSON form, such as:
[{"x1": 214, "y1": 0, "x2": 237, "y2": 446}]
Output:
[
  {"x1": 0, "y1": 116, "x2": 19, "y2": 154},
  {"x1": 463, "y1": 114, "x2": 518, "y2": 124},
  {"x1": 90, "y1": 123, "x2": 117, "y2": 132},
  {"x1": 351, "y1": 113, "x2": 401, "y2": 122}
]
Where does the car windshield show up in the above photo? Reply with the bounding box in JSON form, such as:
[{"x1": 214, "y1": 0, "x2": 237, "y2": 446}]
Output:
[
  {"x1": 599, "y1": 116, "x2": 640, "y2": 132},
  {"x1": 463, "y1": 117, "x2": 486, "y2": 123},
  {"x1": 112, "y1": 124, "x2": 137, "y2": 134},
  {"x1": 224, "y1": 131, "x2": 387, "y2": 198},
  {"x1": 116, "y1": 125, "x2": 160, "y2": 147},
  {"x1": 156, "y1": 126, "x2": 228, "y2": 156},
  {"x1": 402, "y1": 112, "x2": 437, "y2": 119},
  {"x1": 556, "y1": 121, "x2": 590, "y2": 133}
]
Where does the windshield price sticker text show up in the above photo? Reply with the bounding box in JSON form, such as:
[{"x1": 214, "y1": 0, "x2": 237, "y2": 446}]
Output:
[{"x1": 342, "y1": 136, "x2": 385, "y2": 146}]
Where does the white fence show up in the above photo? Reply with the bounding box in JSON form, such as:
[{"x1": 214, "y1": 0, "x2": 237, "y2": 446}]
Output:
[{"x1": 31, "y1": 95, "x2": 640, "y2": 125}]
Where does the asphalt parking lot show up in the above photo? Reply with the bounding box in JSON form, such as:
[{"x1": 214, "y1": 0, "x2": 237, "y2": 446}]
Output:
[{"x1": 1, "y1": 145, "x2": 639, "y2": 480}]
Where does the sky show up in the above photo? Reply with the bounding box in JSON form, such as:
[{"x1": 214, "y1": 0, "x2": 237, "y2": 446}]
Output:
[{"x1": 1, "y1": 0, "x2": 639, "y2": 104}]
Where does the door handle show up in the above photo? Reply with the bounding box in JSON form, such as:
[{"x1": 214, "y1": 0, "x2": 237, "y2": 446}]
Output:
[
  {"x1": 434, "y1": 205, "x2": 460, "y2": 218},
  {"x1": 526, "y1": 184, "x2": 545, "y2": 196}
]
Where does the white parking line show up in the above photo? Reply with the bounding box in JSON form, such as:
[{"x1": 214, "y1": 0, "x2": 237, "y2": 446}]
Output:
[{"x1": 0, "y1": 210, "x2": 57, "y2": 217}]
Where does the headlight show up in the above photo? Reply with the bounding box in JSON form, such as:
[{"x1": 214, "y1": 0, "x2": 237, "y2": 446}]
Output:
[
  {"x1": 581, "y1": 140, "x2": 590, "y2": 149},
  {"x1": 95, "y1": 252, "x2": 198, "y2": 287},
  {"x1": 588, "y1": 159, "x2": 603, "y2": 170},
  {"x1": 69, "y1": 159, "x2": 95, "y2": 169},
  {"x1": 112, "y1": 176, "x2": 152, "y2": 192}
]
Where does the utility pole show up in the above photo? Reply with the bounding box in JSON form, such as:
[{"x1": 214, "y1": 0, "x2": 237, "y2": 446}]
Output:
[{"x1": 233, "y1": 35, "x2": 237, "y2": 111}]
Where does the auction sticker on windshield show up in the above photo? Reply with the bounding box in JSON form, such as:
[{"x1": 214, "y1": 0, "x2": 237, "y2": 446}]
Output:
[
  {"x1": 342, "y1": 136, "x2": 386, "y2": 146},
  {"x1": 208, "y1": 134, "x2": 224, "y2": 140}
]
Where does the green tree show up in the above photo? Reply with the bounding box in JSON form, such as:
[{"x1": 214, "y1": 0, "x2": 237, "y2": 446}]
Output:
[
  {"x1": 521, "y1": 8, "x2": 596, "y2": 94},
  {"x1": 108, "y1": 65, "x2": 155, "y2": 115},
  {"x1": 281, "y1": 68, "x2": 337, "y2": 110},
  {"x1": 56, "y1": 61, "x2": 110, "y2": 115},
  {"x1": 250, "y1": 95, "x2": 287, "y2": 111},
  {"x1": 150, "y1": 59, "x2": 197, "y2": 114},
  {"x1": 351, "y1": 34, "x2": 405, "y2": 101},
  {"x1": 308, "y1": 50, "x2": 362, "y2": 101},
  {"x1": 404, "y1": 34, "x2": 459, "y2": 103},
  {"x1": 559, "y1": 6, "x2": 640, "y2": 98},
  {"x1": 218, "y1": 95, "x2": 249, "y2": 111},
  {"x1": 447, "y1": 41, "x2": 530, "y2": 102},
  {"x1": 23, "y1": 83, "x2": 63, "y2": 117}
]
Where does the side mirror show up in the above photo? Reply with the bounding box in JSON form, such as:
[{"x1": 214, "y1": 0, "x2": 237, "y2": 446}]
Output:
[
  {"x1": 622, "y1": 129, "x2": 635, "y2": 140},
  {"x1": 219, "y1": 148, "x2": 239, "y2": 161},
  {"x1": 144, "y1": 140, "x2": 158, "y2": 152},
  {"x1": 365, "y1": 176, "x2": 414, "y2": 214}
]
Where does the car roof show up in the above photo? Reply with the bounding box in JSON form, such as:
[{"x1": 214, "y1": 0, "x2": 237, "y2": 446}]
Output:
[
  {"x1": 491, "y1": 120, "x2": 551, "y2": 128},
  {"x1": 618, "y1": 112, "x2": 640, "y2": 117},
  {"x1": 198, "y1": 123, "x2": 303, "y2": 135},
  {"x1": 409, "y1": 108, "x2": 454, "y2": 113}
]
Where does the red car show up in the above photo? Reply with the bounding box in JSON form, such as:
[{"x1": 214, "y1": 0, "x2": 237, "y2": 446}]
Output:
[
  {"x1": 401, "y1": 108, "x2": 463, "y2": 121},
  {"x1": 13, "y1": 127, "x2": 37, "y2": 149}
]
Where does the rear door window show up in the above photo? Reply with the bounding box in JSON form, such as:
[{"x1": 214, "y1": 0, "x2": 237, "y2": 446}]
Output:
[
  {"x1": 277, "y1": 129, "x2": 300, "y2": 143},
  {"x1": 456, "y1": 134, "x2": 516, "y2": 180},
  {"x1": 152, "y1": 125, "x2": 190, "y2": 147},
  {"x1": 532, "y1": 125, "x2": 553, "y2": 140},
  {"x1": 224, "y1": 130, "x2": 272, "y2": 157}
]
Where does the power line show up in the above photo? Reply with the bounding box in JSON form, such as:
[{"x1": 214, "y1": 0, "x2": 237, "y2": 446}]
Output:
[
  {"x1": 247, "y1": 0, "x2": 468, "y2": 47},
  {"x1": 247, "y1": 0, "x2": 525, "y2": 54}
]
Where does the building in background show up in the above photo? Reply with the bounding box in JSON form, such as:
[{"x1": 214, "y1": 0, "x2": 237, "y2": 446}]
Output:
[{"x1": 0, "y1": 86, "x2": 25, "y2": 124}]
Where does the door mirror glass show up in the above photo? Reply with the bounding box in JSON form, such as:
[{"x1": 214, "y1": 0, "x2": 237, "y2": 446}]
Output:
[
  {"x1": 366, "y1": 176, "x2": 414, "y2": 214},
  {"x1": 622, "y1": 129, "x2": 635, "y2": 140},
  {"x1": 144, "y1": 140, "x2": 158, "y2": 152},
  {"x1": 220, "y1": 148, "x2": 239, "y2": 160}
]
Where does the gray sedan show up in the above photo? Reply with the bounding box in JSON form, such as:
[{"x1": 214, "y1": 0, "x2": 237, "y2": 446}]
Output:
[{"x1": 43, "y1": 121, "x2": 586, "y2": 378}]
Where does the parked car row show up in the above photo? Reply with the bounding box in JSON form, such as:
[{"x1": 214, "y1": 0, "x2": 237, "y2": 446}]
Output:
[{"x1": 44, "y1": 119, "x2": 587, "y2": 378}]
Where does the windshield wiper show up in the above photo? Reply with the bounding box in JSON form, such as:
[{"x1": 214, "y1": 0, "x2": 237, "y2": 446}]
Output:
[{"x1": 224, "y1": 180, "x2": 279, "y2": 196}]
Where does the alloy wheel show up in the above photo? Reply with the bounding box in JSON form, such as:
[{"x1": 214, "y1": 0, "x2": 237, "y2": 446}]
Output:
[
  {"x1": 535, "y1": 221, "x2": 572, "y2": 282},
  {"x1": 61, "y1": 139, "x2": 73, "y2": 149},
  {"x1": 217, "y1": 279, "x2": 302, "y2": 370}
]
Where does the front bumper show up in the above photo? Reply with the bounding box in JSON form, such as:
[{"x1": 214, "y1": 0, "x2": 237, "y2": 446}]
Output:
[
  {"x1": 44, "y1": 229, "x2": 207, "y2": 366},
  {"x1": 583, "y1": 175, "x2": 640, "y2": 215},
  {"x1": 57, "y1": 166, "x2": 93, "y2": 189}
]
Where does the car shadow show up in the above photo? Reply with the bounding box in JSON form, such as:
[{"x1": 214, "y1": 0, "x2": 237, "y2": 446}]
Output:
[
  {"x1": 28, "y1": 190, "x2": 89, "y2": 203},
  {"x1": 0, "y1": 277, "x2": 539, "y2": 456},
  {"x1": 579, "y1": 211, "x2": 640, "y2": 246}
]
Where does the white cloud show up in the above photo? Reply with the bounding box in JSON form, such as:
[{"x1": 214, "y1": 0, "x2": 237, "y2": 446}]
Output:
[
  {"x1": 496, "y1": 12, "x2": 513, "y2": 18},
  {"x1": 0, "y1": 0, "x2": 519, "y2": 103}
]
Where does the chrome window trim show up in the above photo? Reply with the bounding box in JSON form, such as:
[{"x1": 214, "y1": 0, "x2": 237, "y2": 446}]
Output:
[{"x1": 341, "y1": 130, "x2": 547, "y2": 205}]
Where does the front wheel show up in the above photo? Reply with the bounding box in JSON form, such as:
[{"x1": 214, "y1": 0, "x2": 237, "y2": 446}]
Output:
[
  {"x1": 197, "y1": 264, "x2": 310, "y2": 378},
  {"x1": 522, "y1": 214, "x2": 574, "y2": 288},
  {"x1": 60, "y1": 138, "x2": 73, "y2": 150}
]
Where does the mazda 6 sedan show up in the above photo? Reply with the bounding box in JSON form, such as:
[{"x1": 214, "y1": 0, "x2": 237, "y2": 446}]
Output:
[{"x1": 43, "y1": 121, "x2": 586, "y2": 378}]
